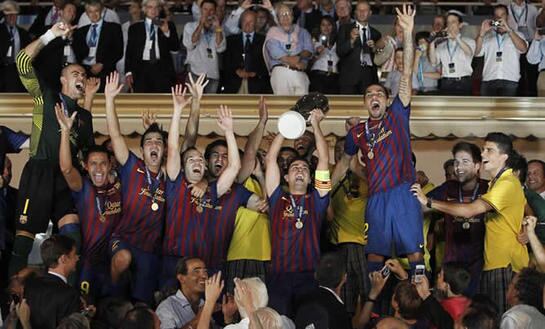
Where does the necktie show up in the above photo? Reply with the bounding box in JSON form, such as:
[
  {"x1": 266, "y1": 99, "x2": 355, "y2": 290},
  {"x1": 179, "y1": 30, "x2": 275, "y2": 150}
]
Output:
[
  {"x1": 149, "y1": 24, "x2": 157, "y2": 62},
  {"x1": 244, "y1": 33, "x2": 252, "y2": 71},
  {"x1": 361, "y1": 27, "x2": 368, "y2": 51},
  {"x1": 89, "y1": 24, "x2": 98, "y2": 47},
  {"x1": 51, "y1": 8, "x2": 59, "y2": 24},
  {"x1": 7, "y1": 26, "x2": 15, "y2": 63}
]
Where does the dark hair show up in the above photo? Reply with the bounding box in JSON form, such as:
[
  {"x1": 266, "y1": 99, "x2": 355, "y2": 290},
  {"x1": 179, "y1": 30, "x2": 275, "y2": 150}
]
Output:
[
  {"x1": 447, "y1": 12, "x2": 463, "y2": 24},
  {"x1": 120, "y1": 306, "x2": 155, "y2": 329},
  {"x1": 484, "y1": 132, "x2": 513, "y2": 156},
  {"x1": 470, "y1": 293, "x2": 499, "y2": 315},
  {"x1": 528, "y1": 160, "x2": 545, "y2": 176},
  {"x1": 181, "y1": 146, "x2": 201, "y2": 166},
  {"x1": 442, "y1": 262, "x2": 471, "y2": 295},
  {"x1": 140, "y1": 123, "x2": 166, "y2": 148},
  {"x1": 394, "y1": 47, "x2": 404, "y2": 54},
  {"x1": 508, "y1": 151, "x2": 527, "y2": 184},
  {"x1": 494, "y1": 4, "x2": 509, "y2": 16},
  {"x1": 85, "y1": 0, "x2": 103, "y2": 9},
  {"x1": 314, "y1": 15, "x2": 337, "y2": 45},
  {"x1": 443, "y1": 158, "x2": 455, "y2": 171},
  {"x1": 61, "y1": 0, "x2": 76, "y2": 10},
  {"x1": 57, "y1": 313, "x2": 90, "y2": 329},
  {"x1": 200, "y1": 0, "x2": 216, "y2": 8},
  {"x1": 452, "y1": 142, "x2": 482, "y2": 163},
  {"x1": 393, "y1": 281, "x2": 422, "y2": 320},
  {"x1": 204, "y1": 139, "x2": 227, "y2": 160},
  {"x1": 40, "y1": 235, "x2": 76, "y2": 269},
  {"x1": 415, "y1": 31, "x2": 430, "y2": 43},
  {"x1": 84, "y1": 144, "x2": 111, "y2": 163},
  {"x1": 514, "y1": 267, "x2": 545, "y2": 313},
  {"x1": 315, "y1": 252, "x2": 346, "y2": 289},
  {"x1": 364, "y1": 83, "x2": 389, "y2": 99},
  {"x1": 461, "y1": 307, "x2": 498, "y2": 329},
  {"x1": 287, "y1": 156, "x2": 310, "y2": 170},
  {"x1": 175, "y1": 256, "x2": 202, "y2": 275},
  {"x1": 279, "y1": 146, "x2": 298, "y2": 157},
  {"x1": 93, "y1": 297, "x2": 133, "y2": 329}
]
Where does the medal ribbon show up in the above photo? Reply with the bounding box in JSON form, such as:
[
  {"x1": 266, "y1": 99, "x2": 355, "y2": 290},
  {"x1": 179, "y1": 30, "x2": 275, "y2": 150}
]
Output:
[
  {"x1": 145, "y1": 166, "x2": 163, "y2": 205},
  {"x1": 289, "y1": 194, "x2": 305, "y2": 226}
]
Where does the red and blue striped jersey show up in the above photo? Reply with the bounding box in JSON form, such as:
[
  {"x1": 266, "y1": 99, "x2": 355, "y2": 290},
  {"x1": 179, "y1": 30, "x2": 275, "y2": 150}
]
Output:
[
  {"x1": 72, "y1": 178, "x2": 121, "y2": 264},
  {"x1": 164, "y1": 174, "x2": 252, "y2": 270},
  {"x1": 113, "y1": 152, "x2": 165, "y2": 253},
  {"x1": 345, "y1": 97, "x2": 416, "y2": 195},
  {"x1": 269, "y1": 185, "x2": 329, "y2": 273}
]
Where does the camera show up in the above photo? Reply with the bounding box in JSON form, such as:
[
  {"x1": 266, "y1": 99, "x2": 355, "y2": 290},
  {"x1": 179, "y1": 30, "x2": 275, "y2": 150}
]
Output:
[
  {"x1": 413, "y1": 265, "x2": 426, "y2": 283},
  {"x1": 379, "y1": 265, "x2": 390, "y2": 278},
  {"x1": 491, "y1": 20, "x2": 502, "y2": 28},
  {"x1": 319, "y1": 34, "x2": 328, "y2": 46},
  {"x1": 428, "y1": 30, "x2": 448, "y2": 42}
]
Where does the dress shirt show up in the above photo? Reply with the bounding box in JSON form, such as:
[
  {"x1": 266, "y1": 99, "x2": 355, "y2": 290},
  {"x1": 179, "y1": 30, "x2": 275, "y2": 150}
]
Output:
[
  {"x1": 477, "y1": 30, "x2": 527, "y2": 82},
  {"x1": 45, "y1": 6, "x2": 61, "y2": 26},
  {"x1": 265, "y1": 26, "x2": 314, "y2": 68},
  {"x1": 412, "y1": 55, "x2": 439, "y2": 91},
  {"x1": 435, "y1": 36, "x2": 475, "y2": 78},
  {"x1": 500, "y1": 304, "x2": 545, "y2": 329},
  {"x1": 143, "y1": 17, "x2": 163, "y2": 61},
  {"x1": 83, "y1": 20, "x2": 103, "y2": 65},
  {"x1": 156, "y1": 290, "x2": 204, "y2": 329},
  {"x1": 243, "y1": 31, "x2": 254, "y2": 48},
  {"x1": 508, "y1": 1, "x2": 538, "y2": 41},
  {"x1": 47, "y1": 271, "x2": 68, "y2": 284},
  {"x1": 311, "y1": 42, "x2": 339, "y2": 73},
  {"x1": 319, "y1": 286, "x2": 344, "y2": 304},
  {"x1": 5, "y1": 24, "x2": 20, "y2": 61},
  {"x1": 78, "y1": 8, "x2": 121, "y2": 27},
  {"x1": 526, "y1": 38, "x2": 545, "y2": 71},
  {"x1": 182, "y1": 21, "x2": 226, "y2": 79}
]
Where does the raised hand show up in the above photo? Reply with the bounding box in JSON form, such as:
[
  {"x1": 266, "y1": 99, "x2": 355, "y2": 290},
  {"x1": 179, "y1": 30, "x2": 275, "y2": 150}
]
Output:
[
  {"x1": 185, "y1": 73, "x2": 209, "y2": 100},
  {"x1": 104, "y1": 71, "x2": 123, "y2": 99},
  {"x1": 234, "y1": 278, "x2": 255, "y2": 315},
  {"x1": 85, "y1": 77, "x2": 100, "y2": 96},
  {"x1": 51, "y1": 21, "x2": 74, "y2": 38},
  {"x1": 308, "y1": 108, "x2": 325, "y2": 127},
  {"x1": 368, "y1": 271, "x2": 389, "y2": 300},
  {"x1": 525, "y1": 215, "x2": 538, "y2": 233},
  {"x1": 261, "y1": 0, "x2": 273, "y2": 10},
  {"x1": 480, "y1": 19, "x2": 493, "y2": 36},
  {"x1": 141, "y1": 110, "x2": 157, "y2": 130},
  {"x1": 217, "y1": 105, "x2": 234, "y2": 133},
  {"x1": 395, "y1": 4, "x2": 415, "y2": 34},
  {"x1": 204, "y1": 271, "x2": 224, "y2": 304},
  {"x1": 54, "y1": 103, "x2": 77, "y2": 132},
  {"x1": 258, "y1": 96, "x2": 268, "y2": 123},
  {"x1": 171, "y1": 84, "x2": 192, "y2": 112}
]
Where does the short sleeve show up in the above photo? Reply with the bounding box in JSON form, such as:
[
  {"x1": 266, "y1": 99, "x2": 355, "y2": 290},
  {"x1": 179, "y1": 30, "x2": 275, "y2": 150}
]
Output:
[
  {"x1": 427, "y1": 182, "x2": 449, "y2": 201},
  {"x1": 234, "y1": 184, "x2": 252, "y2": 207},
  {"x1": 389, "y1": 95, "x2": 411, "y2": 119},
  {"x1": 344, "y1": 127, "x2": 360, "y2": 156},
  {"x1": 119, "y1": 151, "x2": 139, "y2": 183},
  {"x1": 481, "y1": 178, "x2": 515, "y2": 214},
  {"x1": 269, "y1": 185, "x2": 284, "y2": 207}
]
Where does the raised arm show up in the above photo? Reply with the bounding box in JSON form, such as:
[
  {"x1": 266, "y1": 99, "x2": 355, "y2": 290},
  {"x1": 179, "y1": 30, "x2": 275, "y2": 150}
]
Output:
[
  {"x1": 167, "y1": 84, "x2": 192, "y2": 180},
  {"x1": 83, "y1": 77, "x2": 100, "y2": 112},
  {"x1": 104, "y1": 71, "x2": 129, "y2": 165},
  {"x1": 237, "y1": 97, "x2": 268, "y2": 183},
  {"x1": 526, "y1": 216, "x2": 545, "y2": 272},
  {"x1": 55, "y1": 103, "x2": 83, "y2": 192},
  {"x1": 309, "y1": 109, "x2": 330, "y2": 197},
  {"x1": 182, "y1": 74, "x2": 208, "y2": 152},
  {"x1": 396, "y1": 4, "x2": 415, "y2": 107},
  {"x1": 265, "y1": 133, "x2": 284, "y2": 197},
  {"x1": 216, "y1": 106, "x2": 241, "y2": 197}
]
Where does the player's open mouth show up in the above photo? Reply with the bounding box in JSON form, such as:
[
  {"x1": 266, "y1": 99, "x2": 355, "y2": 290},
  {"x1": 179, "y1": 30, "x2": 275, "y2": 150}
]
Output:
[
  {"x1": 75, "y1": 82, "x2": 84, "y2": 92},
  {"x1": 295, "y1": 175, "x2": 304, "y2": 182},
  {"x1": 371, "y1": 101, "x2": 380, "y2": 110},
  {"x1": 150, "y1": 151, "x2": 158, "y2": 159},
  {"x1": 214, "y1": 164, "x2": 223, "y2": 171},
  {"x1": 192, "y1": 167, "x2": 202, "y2": 174}
]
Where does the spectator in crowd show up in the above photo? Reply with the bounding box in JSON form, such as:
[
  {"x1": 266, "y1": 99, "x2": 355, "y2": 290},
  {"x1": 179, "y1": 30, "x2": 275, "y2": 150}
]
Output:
[
  {"x1": 436, "y1": 262, "x2": 472, "y2": 321},
  {"x1": 412, "y1": 132, "x2": 530, "y2": 314},
  {"x1": 475, "y1": 4, "x2": 528, "y2": 96},
  {"x1": 431, "y1": 14, "x2": 446, "y2": 35},
  {"x1": 527, "y1": 160, "x2": 545, "y2": 198},
  {"x1": 73, "y1": 0, "x2": 123, "y2": 93},
  {"x1": 525, "y1": 216, "x2": 545, "y2": 272},
  {"x1": 116, "y1": 0, "x2": 142, "y2": 91},
  {"x1": 223, "y1": 0, "x2": 276, "y2": 36},
  {"x1": 336, "y1": 0, "x2": 381, "y2": 94},
  {"x1": 125, "y1": 0, "x2": 178, "y2": 92},
  {"x1": 374, "y1": 17, "x2": 403, "y2": 79},
  {"x1": 460, "y1": 306, "x2": 498, "y2": 329},
  {"x1": 294, "y1": 252, "x2": 352, "y2": 329},
  {"x1": 429, "y1": 11, "x2": 475, "y2": 95},
  {"x1": 0, "y1": 1, "x2": 30, "y2": 92},
  {"x1": 412, "y1": 31, "x2": 440, "y2": 94},
  {"x1": 328, "y1": 133, "x2": 369, "y2": 315},
  {"x1": 527, "y1": 29, "x2": 545, "y2": 96},
  {"x1": 8, "y1": 22, "x2": 95, "y2": 278},
  {"x1": 309, "y1": 15, "x2": 340, "y2": 94},
  {"x1": 264, "y1": 3, "x2": 313, "y2": 95},
  {"x1": 384, "y1": 47, "x2": 403, "y2": 97},
  {"x1": 264, "y1": 108, "x2": 329, "y2": 316},
  {"x1": 120, "y1": 305, "x2": 160, "y2": 329},
  {"x1": 443, "y1": 158, "x2": 456, "y2": 182},
  {"x1": 276, "y1": 146, "x2": 298, "y2": 178},
  {"x1": 318, "y1": 0, "x2": 335, "y2": 18},
  {"x1": 334, "y1": 0, "x2": 353, "y2": 28},
  {"x1": 104, "y1": 72, "x2": 166, "y2": 304},
  {"x1": 223, "y1": 9, "x2": 271, "y2": 94},
  {"x1": 427, "y1": 142, "x2": 487, "y2": 296},
  {"x1": 501, "y1": 267, "x2": 545, "y2": 328},
  {"x1": 28, "y1": 0, "x2": 66, "y2": 39},
  {"x1": 78, "y1": 0, "x2": 121, "y2": 27},
  {"x1": 255, "y1": 6, "x2": 275, "y2": 35},
  {"x1": 183, "y1": 0, "x2": 226, "y2": 93},
  {"x1": 293, "y1": 0, "x2": 322, "y2": 36},
  {"x1": 24, "y1": 235, "x2": 81, "y2": 329}
]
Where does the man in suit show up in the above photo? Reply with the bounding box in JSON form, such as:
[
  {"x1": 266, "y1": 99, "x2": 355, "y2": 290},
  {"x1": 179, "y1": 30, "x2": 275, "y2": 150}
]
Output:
[
  {"x1": 294, "y1": 252, "x2": 352, "y2": 329},
  {"x1": 24, "y1": 235, "x2": 80, "y2": 329},
  {"x1": 73, "y1": 0, "x2": 123, "y2": 92},
  {"x1": 293, "y1": 0, "x2": 322, "y2": 36},
  {"x1": 0, "y1": 0, "x2": 30, "y2": 92},
  {"x1": 223, "y1": 9, "x2": 270, "y2": 94},
  {"x1": 125, "y1": 0, "x2": 179, "y2": 93},
  {"x1": 336, "y1": 0, "x2": 381, "y2": 94},
  {"x1": 28, "y1": 0, "x2": 66, "y2": 40}
]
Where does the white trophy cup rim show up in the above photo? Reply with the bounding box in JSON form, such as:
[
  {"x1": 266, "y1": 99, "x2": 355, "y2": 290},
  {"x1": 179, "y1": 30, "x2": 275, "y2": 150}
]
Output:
[{"x1": 278, "y1": 111, "x2": 306, "y2": 139}]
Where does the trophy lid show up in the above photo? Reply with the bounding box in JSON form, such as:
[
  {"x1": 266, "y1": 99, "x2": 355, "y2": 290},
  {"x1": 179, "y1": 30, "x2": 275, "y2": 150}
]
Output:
[{"x1": 290, "y1": 92, "x2": 330, "y2": 117}]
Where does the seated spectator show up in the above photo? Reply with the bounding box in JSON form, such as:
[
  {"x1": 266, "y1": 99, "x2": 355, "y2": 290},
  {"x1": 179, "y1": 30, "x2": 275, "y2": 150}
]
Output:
[
  {"x1": 182, "y1": 0, "x2": 226, "y2": 93},
  {"x1": 412, "y1": 31, "x2": 440, "y2": 94},
  {"x1": 24, "y1": 235, "x2": 81, "y2": 329},
  {"x1": 475, "y1": 4, "x2": 528, "y2": 96},
  {"x1": 436, "y1": 263, "x2": 472, "y2": 321},
  {"x1": 502, "y1": 267, "x2": 545, "y2": 329},
  {"x1": 120, "y1": 305, "x2": 160, "y2": 329},
  {"x1": 384, "y1": 47, "x2": 403, "y2": 97},
  {"x1": 264, "y1": 3, "x2": 313, "y2": 95},
  {"x1": 334, "y1": 0, "x2": 353, "y2": 28},
  {"x1": 223, "y1": 9, "x2": 271, "y2": 94},
  {"x1": 309, "y1": 16, "x2": 340, "y2": 94},
  {"x1": 0, "y1": 0, "x2": 30, "y2": 92},
  {"x1": 78, "y1": 0, "x2": 121, "y2": 27},
  {"x1": 293, "y1": 0, "x2": 322, "y2": 36},
  {"x1": 255, "y1": 6, "x2": 276, "y2": 35}
]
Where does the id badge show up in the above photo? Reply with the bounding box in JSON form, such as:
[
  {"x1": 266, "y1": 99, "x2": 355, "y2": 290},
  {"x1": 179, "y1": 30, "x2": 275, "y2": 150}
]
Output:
[
  {"x1": 206, "y1": 48, "x2": 213, "y2": 59},
  {"x1": 448, "y1": 62, "x2": 455, "y2": 74},
  {"x1": 327, "y1": 60, "x2": 333, "y2": 72},
  {"x1": 64, "y1": 45, "x2": 71, "y2": 57},
  {"x1": 285, "y1": 43, "x2": 292, "y2": 50},
  {"x1": 6, "y1": 45, "x2": 12, "y2": 58},
  {"x1": 88, "y1": 46, "x2": 97, "y2": 58},
  {"x1": 496, "y1": 51, "x2": 503, "y2": 62}
]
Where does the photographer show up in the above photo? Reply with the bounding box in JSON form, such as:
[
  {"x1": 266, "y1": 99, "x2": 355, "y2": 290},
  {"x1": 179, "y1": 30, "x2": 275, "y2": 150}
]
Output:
[
  {"x1": 475, "y1": 4, "x2": 527, "y2": 96},
  {"x1": 309, "y1": 16, "x2": 339, "y2": 94}
]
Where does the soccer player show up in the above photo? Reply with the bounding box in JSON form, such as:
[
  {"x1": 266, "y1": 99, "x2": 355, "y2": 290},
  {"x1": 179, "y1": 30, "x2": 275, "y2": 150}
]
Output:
[
  {"x1": 9, "y1": 22, "x2": 95, "y2": 277},
  {"x1": 333, "y1": 5, "x2": 421, "y2": 278},
  {"x1": 411, "y1": 132, "x2": 529, "y2": 314},
  {"x1": 55, "y1": 104, "x2": 121, "y2": 301},
  {"x1": 426, "y1": 142, "x2": 488, "y2": 296},
  {"x1": 104, "y1": 71, "x2": 166, "y2": 304},
  {"x1": 265, "y1": 109, "x2": 330, "y2": 316}
]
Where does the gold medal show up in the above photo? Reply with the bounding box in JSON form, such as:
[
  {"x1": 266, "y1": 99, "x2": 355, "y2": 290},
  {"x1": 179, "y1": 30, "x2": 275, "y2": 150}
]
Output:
[
  {"x1": 367, "y1": 151, "x2": 374, "y2": 160},
  {"x1": 295, "y1": 220, "x2": 303, "y2": 230},
  {"x1": 196, "y1": 205, "x2": 204, "y2": 213},
  {"x1": 151, "y1": 202, "x2": 159, "y2": 211}
]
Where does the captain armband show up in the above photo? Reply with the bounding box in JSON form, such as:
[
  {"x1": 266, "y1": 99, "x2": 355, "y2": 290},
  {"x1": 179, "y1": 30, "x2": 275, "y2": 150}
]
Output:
[{"x1": 314, "y1": 170, "x2": 331, "y2": 191}]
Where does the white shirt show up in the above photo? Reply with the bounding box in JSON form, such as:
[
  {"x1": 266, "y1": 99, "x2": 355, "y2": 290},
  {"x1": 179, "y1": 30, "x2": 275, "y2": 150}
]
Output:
[
  {"x1": 435, "y1": 36, "x2": 475, "y2": 78},
  {"x1": 319, "y1": 286, "x2": 344, "y2": 304},
  {"x1": 78, "y1": 8, "x2": 120, "y2": 27},
  {"x1": 508, "y1": 1, "x2": 538, "y2": 41},
  {"x1": 143, "y1": 18, "x2": 162, "y2": 61},
  {"x1": 182, "y1": 21, "x2": 226, "y2": 80},
  {"x1": 477, "y1": 30, "x2": 527, "y2": 82},
  {"x1": 156, "y1": 290, "x2": 206, "y2": 329},
  {"x1": 311, "y1": 42, "x2": 339, "y2": 73},
  {"x1": 526, "y1": 38, "x2": 545, "y2": 71},
  {"x1": 44, "y1": 6, "x2": 61, "y2": 26},
  {"x1": 48, "y1": 271, "x2": 67, "y2": 284}
]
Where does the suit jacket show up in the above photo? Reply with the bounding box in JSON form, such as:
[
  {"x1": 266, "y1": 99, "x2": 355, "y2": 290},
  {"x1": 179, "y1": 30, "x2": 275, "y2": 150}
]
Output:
[
  {"x1": 223, "y1": 33, "x2": 271, "y2": 94},
  {"x1": 293, "y1": 7, "x2": 322, "y2": 36},
  {"x1": 125, "y1": 20, "x2": 179, "y2": 75},
  {"x1": 0, "y1": 24, "x2": 30, "y2": 66},
  {"x1": 294, "y1": 287, "x2": 352, "y2": 329},
  {"x1": 24, "y1": 273, "x2": 80, "y2": 329},
  {"x1": 336, "y1": 22, "x2": 381, "y2": 85},
  {"x1": 72, "y1": 21, "x2": 123, "y2": 77}
]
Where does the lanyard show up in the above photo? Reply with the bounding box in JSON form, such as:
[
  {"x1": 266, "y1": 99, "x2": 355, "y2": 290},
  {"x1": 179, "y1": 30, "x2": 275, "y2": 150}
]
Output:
[
  {"x1": 364, "y1": 117, "x2": 385, "y2": 151},
  {"x1": 204, "y1": 29, "x2": 213, "y2": 48},
  {"x1": 458, "y1": 182, "x2": 480, "y2": 203},
  {"x1": 289, "y1": 194, "x2": 305, "y2": 220},
  {"x1": 58, "y1": 93, "x2": 69, "y2": 116},
  {"x1": 447, "y1": 39, "x2": 459, "y2": 62},
  {"x1": 144, "y1": 166, "x2": 162, "y2": 193},
  {"x1": 511, "y1": 3, "x2": 528, "y2": 25},
  {"x1": 287, "y1": 30, "x2": 293, "y2": 55},
  {"x1": 417, "y1": 56, "x2": 425, "y2": 85},
  {"x1": 495, "y1": 32, "x2": 507, "y2": 51}
]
